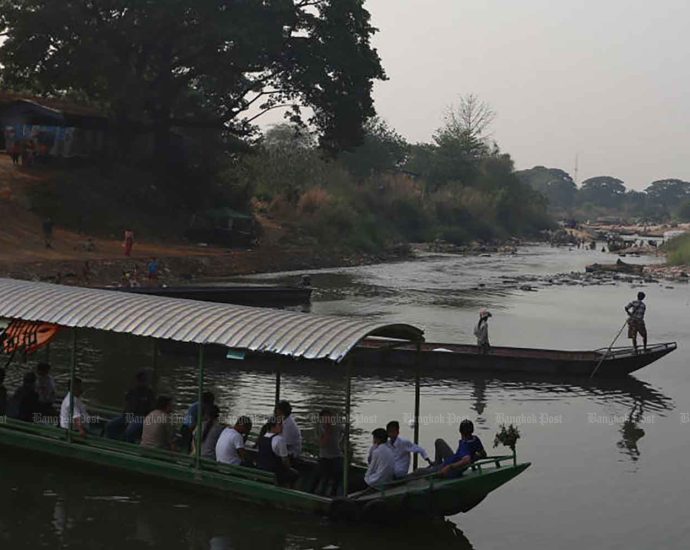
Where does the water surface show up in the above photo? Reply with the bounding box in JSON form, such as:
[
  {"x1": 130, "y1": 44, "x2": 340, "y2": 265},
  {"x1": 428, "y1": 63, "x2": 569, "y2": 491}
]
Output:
[{"x1": 1, "y1": 245, "x2": 687, "y2": 549}]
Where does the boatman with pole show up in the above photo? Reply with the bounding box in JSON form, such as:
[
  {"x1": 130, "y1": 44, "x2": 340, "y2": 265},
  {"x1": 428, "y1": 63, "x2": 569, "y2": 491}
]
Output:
[
  {"x1": 625, "y1": 292, "x2": 647, "y2": 353},
  {"x1": 474, "y1": 308, "x2": 491, "y2": 354}
]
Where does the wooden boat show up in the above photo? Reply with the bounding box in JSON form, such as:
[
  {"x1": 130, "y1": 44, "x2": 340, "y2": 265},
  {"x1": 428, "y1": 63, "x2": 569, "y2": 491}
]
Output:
[
  {"x1": 354, "y1": 340, "x2": 677, "y2": 377},
  {"x1": 0, "y1": 278, "x2": 529, "y2": 521},
  {"x1": 108, "y1": 284, "x2": 312, "y2": 307}
]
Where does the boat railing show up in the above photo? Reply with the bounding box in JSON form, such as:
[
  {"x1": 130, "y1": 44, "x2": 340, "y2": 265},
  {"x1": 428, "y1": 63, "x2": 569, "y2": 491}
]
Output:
[
  {"x1": 364, "y1": 453, "x2": 518, "y2": 497},
  {"x1": 0, "y1": 416, "x2": 278, "y2": 486}
]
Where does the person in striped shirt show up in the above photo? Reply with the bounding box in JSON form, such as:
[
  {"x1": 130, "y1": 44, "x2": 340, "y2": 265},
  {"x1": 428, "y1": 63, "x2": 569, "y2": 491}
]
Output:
[{"x1": 625, "y1": 292, "x2": 647, "y2": 353}]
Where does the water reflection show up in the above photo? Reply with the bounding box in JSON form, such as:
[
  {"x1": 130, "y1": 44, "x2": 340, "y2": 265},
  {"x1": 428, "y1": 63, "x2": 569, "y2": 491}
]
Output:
[
  {"x1": 616, "y1": 402, "x2": 649, "y2": 462},
  {"x1": 0, "y1": 448, "x2": 475, "y2": 550}
]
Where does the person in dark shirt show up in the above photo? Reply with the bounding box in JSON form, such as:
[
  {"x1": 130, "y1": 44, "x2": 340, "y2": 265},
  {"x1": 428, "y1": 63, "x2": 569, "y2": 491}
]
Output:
[
  {"x1": 434, "y1": 419, "x2": 487, "y2": 478},
  {"x1": 9, "y1": 372, "x2": 41, "y2": 423},
  {"x1": 0, "y1": 368, "x2": 7, "y2": 416},
  {"x1": 105, "y1": 370, "x2": 155, "y2": 442},
  {"x1": 257, "y1": 417, "x2": 299, "y2": 487}
]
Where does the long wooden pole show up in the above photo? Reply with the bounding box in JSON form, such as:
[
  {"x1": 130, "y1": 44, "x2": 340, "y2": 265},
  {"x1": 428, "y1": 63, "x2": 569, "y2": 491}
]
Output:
[
  {"x1": 342, "y1": 359, "x2": 352, "y2": 497},
  {"x1": 413, "y1": 342, "x2": 421, "y2": 470},
  {"x1": 67, "y1": 329, "x2": 77, "y2": 443},
  {"x1": 194, "y1": 344, "x2": 205, "y2": 469},
  {"x1": 590, "y1": 320, "x2": 628, "y2": 378}
]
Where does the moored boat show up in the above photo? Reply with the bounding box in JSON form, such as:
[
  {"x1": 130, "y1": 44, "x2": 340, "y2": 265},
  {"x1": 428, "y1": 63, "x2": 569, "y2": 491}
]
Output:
[
  {"x1": 108, "y1": 284, "x2": 312, "y2": 307},
  {"x1": 354, "y1": 340, "x2": 677, "y2": 377},
  {"x1": 0, "y1": 278, "x2": 529, "y2": 521}
]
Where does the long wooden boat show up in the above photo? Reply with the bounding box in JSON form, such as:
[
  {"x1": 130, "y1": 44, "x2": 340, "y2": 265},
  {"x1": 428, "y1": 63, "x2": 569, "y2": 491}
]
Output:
[
  {"x1": 354, "y1": 340, "x2": 677, "y2": 377},
  {"x1": 0, "y1": 278, "x2": 529, "y2": 521},
  {"x1": 108, "y1": 284, "x2": 312, "y2": 307}
]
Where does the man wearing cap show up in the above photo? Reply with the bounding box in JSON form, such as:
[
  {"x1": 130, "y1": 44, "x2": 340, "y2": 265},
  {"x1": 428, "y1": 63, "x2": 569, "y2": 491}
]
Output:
[{"x1": 474, "y1": 308, "x2": 492, "y2": 354}]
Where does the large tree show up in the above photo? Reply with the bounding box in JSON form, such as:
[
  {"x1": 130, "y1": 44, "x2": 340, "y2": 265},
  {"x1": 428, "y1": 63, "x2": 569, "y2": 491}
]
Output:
[
  {"x1": 516, "y1": 166, "x2": 577, "y2": 212},
  {"x1": 0, "y1": 0, "x2": 385, "y2": 159},
  {"x1": 644, "y1": 179, "x2": 690, "y2": 213},
  {"x1": 579, "y1": 176, "x2": 626, "y2": 208}
]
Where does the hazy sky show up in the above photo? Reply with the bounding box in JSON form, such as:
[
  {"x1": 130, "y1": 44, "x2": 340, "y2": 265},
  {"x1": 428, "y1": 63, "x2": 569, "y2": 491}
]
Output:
[{"x1": 364, "y1": 0, "x2": 690, "y2": 190}]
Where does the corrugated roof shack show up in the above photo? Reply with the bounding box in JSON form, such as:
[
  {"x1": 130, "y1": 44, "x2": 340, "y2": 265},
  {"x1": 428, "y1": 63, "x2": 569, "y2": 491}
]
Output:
[{"x1": 0, "y1": 93, "x2": 107, "y2": 159}]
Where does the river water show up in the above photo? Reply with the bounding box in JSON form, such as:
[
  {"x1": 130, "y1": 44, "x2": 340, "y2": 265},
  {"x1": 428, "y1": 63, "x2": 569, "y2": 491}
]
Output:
[{"x1": 1, "y1": 245, "x2": 688, "y2": 549}]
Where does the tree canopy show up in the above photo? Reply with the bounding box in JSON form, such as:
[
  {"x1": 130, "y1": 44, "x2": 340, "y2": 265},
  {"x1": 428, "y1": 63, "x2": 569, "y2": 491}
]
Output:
[{"x1": 0, "y1": 0, "x2": 385, "y2": 155}]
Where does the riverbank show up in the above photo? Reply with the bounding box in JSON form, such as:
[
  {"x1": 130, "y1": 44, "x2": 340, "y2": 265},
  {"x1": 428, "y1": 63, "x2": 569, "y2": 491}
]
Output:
[{"x1": 0, "y1": 242, "x2": 413, "y2": 287}]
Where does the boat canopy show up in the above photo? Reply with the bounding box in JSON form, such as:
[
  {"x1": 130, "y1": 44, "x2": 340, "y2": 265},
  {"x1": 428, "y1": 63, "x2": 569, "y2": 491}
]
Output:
[{"x1": 0, "y1": 278, "x2": 423, "y2": 363}]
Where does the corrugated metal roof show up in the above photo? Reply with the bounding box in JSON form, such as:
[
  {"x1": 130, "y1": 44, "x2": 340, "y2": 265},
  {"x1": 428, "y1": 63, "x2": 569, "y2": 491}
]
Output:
[{"x1": 0, "y1": 278, "x2": 423, "y2": 362}]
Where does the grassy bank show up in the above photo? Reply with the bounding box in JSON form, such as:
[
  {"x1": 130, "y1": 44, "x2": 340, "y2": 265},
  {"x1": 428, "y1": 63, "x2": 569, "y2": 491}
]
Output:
[{"x1": 662, "y1": 233, "x2": 690, "y2": 265}]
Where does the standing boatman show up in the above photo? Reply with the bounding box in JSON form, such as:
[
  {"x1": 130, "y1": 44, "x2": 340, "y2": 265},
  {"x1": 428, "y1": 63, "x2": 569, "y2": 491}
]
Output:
[
  {"x1": 625, "y1": 292, "x2": 647, "y2": 353},
  {"x1": 474, "y1": 308, "x2": 492, "y2": 354}
]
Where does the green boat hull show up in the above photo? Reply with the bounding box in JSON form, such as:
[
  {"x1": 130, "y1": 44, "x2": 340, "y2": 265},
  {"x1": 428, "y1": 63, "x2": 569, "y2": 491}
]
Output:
[{"x1": 0, "y1": 420, "x2": 528, "y2": 521}]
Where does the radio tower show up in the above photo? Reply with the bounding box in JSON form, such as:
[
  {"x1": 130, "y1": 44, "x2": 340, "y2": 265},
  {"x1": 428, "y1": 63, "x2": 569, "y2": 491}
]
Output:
[{"x1": 574, "y1": 153, "x2": 579, "y2": 185}]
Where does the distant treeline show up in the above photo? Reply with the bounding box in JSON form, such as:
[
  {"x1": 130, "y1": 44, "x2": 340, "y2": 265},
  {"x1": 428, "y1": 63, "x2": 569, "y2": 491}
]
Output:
[{"x1": 517, "y1": 167, "x2": 690, "y2": 222}]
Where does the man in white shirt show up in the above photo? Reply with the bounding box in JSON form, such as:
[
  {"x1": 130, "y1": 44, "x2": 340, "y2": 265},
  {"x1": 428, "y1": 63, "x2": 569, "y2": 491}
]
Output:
[
  {"x1": 386, "y1": 420, "x2": 432, "y2": 478},
  {"x1": 216, "y1": 416, "x2": 253, "y2": 466},
  {"x1": 59, "y1": 378, "x2": 89, "y2": 436},
  {"x1": 364, "y1": 428, "x2": 395, "y2": 488},
  {"x1": 275, "y1": 400, "x2": 302, "y2": 458}
]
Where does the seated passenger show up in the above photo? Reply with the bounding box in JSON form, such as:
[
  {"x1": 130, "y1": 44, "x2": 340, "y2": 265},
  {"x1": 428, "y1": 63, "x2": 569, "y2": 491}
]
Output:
[
  {"x1": 0, "y1": 368, "x2": 6, "y2": 416},
  {"x1": 105, "y1": 370, "x2": 156, "y2": 442},
  {"x1": 257, "y1": 417, "x2": 299, "y2": 486},
  {"x1": 191, "y1": 405, "x2": 224, "y2": 460},
  {"x1": 36, "y1": 362, "x2": 57, "y2": 414},
  {"x1": 59, "y1": 378, "x2": 89, "y2": 437},
  {"x1": 386, "y1": 420, "x2": 432, "y2": 478},
  {"x1": 275, "y1": 399, "x2": 302, "y2": 459},
  {"x1": 312, "y1": 408, "x2": 344, "y2": 496},
  {"x1": 181, "y1": 391, "x2": 215, "y2": 451},
  {"x1": 216, "y1": 416, "x2": 253, "y2": 466},
  {"x1": 9, "y1": 372, "x2": 40, "y2": 423},
  {"x1": 435, "y1": 419, "x2": 486, "y2": 478},
  {"x1": 364, "y1": 428, "x2": 395, "y2": 488},
  {"x1": 141, "y1": 396, "x2": 176, "y2": 451}
]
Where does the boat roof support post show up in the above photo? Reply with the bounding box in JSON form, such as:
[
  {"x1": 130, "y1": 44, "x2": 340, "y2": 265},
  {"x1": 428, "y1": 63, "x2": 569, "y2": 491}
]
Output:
[
  {"x1": 151, "y1": 339, "x2": 158, "y2": 387},
  {"x1": 67, "y1": 329, "x2": 77, "y2": 443},
  {"x1": 275, "y1": 364, "x2": 281, "y2": 406},
  {"x1": 413, "y1": 342, "x2": 421, "y2": 470},
  {"x1": 342, "y1": 358, "x2": 352, "y2": 497},
  {"x1": 194, "y1": 344, "x2": 205, "y2": 470}
]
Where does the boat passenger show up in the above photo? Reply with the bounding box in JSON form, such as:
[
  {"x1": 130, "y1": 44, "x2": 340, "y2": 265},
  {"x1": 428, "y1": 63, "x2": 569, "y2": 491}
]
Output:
[
  {"x1": 181, "y1": 391, "x2": 215, "y2": 451},
  {"x1": 0, "y1": 368, "x2": 7, "y2": 416},
  {"x1": 257, "y1": 416, "x2": 299, "y2": 486},
  {"x1": 216, "y1": 415, "x2": 253, "y2": 466},
  {"x1": 105, "y1": 370, "x2": 156, "y2": 443},
  {"x1": 275, "y1": 400, "x2": 302, "y2": 459},
  {"x1": 474, "y1": 309, "x2": 491, "y2": 354},
  {"x1": 364, "y1": 428, "x2": 395, "y2": 488},
  {"x1": 141, "y1": 396, "x2": 176, "y2": 451},
  {"x1": 191, "y1": 405, "x2": 224, "y2": 460},
  {"x1": 8, "y1": 372, "x2": 40, "y2": 423},
  {"x1": 59, "y1": 378, "x2": 89, "y2": 437},
  {"x1": 311, "y1": 408, "x2": 344, "y2": 496},
  {"x1": 434, "y1": 419, "x2": 486, "y2": 478},
  {"x1": 386, "y1": 420, "x2": 432, "y2": 478},
  {"x1": 36, "y1": 362, "x2": 57, "y2": 414},
  {"x1": 625, "y1": 292, "x2": 647, "y2": 353}
]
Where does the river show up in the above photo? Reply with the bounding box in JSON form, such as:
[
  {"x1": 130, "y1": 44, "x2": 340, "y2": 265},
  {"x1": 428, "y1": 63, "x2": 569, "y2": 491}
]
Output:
[{"x1": 1, "y1": 245, "x2": 687, "y2": 549}]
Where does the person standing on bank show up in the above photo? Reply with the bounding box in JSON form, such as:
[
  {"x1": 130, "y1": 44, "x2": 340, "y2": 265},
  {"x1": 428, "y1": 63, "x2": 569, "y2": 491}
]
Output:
[
  {"x1": 625, "y1": 292, "x2": 647, "y2": 353},
  {"x1": 474, "y1": 308, "x2": 492, "y2": 354}
]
